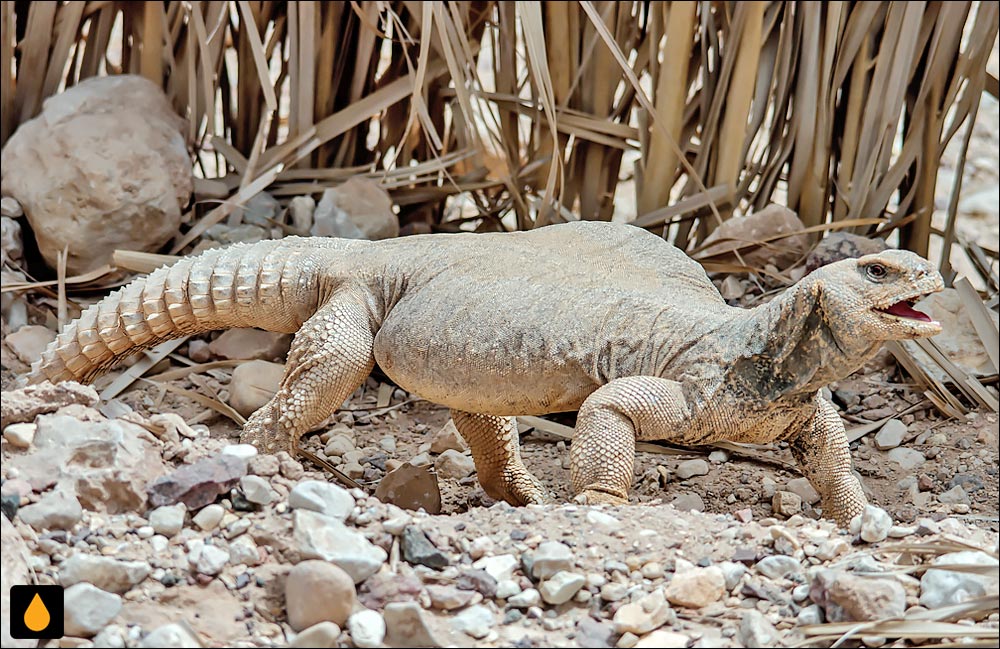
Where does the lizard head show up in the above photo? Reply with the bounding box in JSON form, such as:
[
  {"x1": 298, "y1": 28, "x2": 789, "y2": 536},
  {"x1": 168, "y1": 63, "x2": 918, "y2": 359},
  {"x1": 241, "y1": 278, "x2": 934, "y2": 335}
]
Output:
[{"x1": 818, "y1": 249, "x2": 944, "y2": 341}]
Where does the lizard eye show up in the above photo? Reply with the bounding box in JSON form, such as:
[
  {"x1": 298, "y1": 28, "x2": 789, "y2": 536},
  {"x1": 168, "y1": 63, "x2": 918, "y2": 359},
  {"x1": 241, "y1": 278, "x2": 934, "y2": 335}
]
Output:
[{"x1": 866, "y1": 263, "x2": 888, "y2": 281}]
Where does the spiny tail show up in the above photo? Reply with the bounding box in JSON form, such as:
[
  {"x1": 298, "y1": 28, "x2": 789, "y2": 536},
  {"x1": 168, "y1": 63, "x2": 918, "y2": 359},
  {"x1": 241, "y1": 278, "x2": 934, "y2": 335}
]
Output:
[{"x1": 30, "y1": 237, "x2": 327, "y2": 385}]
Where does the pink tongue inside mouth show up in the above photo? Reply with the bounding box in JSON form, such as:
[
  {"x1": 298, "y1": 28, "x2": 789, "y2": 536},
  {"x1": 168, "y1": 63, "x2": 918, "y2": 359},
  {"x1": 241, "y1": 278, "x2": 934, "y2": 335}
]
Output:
[{"x1": 884, "y1": 300, "x2": 932, "y2": 322}]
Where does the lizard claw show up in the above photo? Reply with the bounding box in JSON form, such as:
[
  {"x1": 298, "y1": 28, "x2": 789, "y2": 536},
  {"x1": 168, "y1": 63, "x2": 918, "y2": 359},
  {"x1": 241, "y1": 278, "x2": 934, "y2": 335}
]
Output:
[{"x1": 574, "y1": 489, "x2": 628, "y2": 506}]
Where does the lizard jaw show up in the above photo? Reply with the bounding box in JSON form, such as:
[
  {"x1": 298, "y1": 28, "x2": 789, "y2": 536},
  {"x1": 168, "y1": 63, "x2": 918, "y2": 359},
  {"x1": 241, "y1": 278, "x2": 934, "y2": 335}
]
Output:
[{"x1": 870, "y1": 285, "x2": 943, "y2": 337}]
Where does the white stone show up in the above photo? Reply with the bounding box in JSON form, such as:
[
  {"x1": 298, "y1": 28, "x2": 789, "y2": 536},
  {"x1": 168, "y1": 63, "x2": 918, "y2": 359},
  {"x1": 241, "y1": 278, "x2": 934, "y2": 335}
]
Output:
[
  {"x1": 221, "y1": 444, "x2": 258, "y2": 461},
  {"x1": 347, "y1": 610, "x2": 385, "y2": 648},
  {"x1": 59, "y1": 555, "x2": 150, "y2": 594},
  {"x1": 239, "y1": 475, "x2": 273, "y2": 505},
  {"x1": 17, "y1": 488, "x2": 82, "y2": 531},
  {"x1": 675, "y1": 459, "x2": 710, "y2": 480},
  {"x1": 291, "y1": 622, "x2": 340, "y2": 648},
  {"x1": 3, "y1": 422, "x2": 37, "y2": 448},
  {"x1": 149, "y1": 503, "x2": 186, "y2": 537},
  {"x1": 63, "y1": 583, "x2": 122, "y2": 637},
  {"x1": 194, "y1": 545, "x2": 229, "y2": 575},
  {"x1": 859, "y1": 505, "x2": 893, "y2": 543},
  {"x1": 887, "y1": 447, "x2": 925, "y2": 470},
  {"x1": 192, "y1": 504, "x2": 225, "y2": 531},
  {"x1": 288, "y1": 480, "x2": 354, "y2": 520},
  {"x1": 286, "y1": 560, "x2": 356, "y2": 630},
  {"x1": 472, "y1": 553, "x2": 519, "y2": 582},
  {"x1": 138, "y1": 622, "x2": 202, "y2": 648},
  {"x1": 920, "y1": 551, "x2": 999, "y2": 609},
  {"x1": 293, "y1": 510, "x2": 386, "y2": 583},
  {"x1": 585, "y1": 510, "x2": 620, "y2": 527},
  {"x1": 531, "y1": 541, "x2": 574, "y2": 580},
  {"x1": 664, "y1": 566, "x2": 725, "y2": 608},
  {"x1": 540, "y1": 571, "x2": 586, "y2": 605},
  {"x1": 452, "y1": 604, "x2": 494, "y2": 639},
  {"x1": 874, "y1": 419, "x2": 907, "y2": 450}
]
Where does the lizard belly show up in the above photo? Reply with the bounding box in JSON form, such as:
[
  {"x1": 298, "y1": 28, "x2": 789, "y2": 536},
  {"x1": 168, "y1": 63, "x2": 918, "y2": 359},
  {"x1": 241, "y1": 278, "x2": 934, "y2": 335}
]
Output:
[{"x1": 373, "y1": 308, "x2": 600, "y2": 416}]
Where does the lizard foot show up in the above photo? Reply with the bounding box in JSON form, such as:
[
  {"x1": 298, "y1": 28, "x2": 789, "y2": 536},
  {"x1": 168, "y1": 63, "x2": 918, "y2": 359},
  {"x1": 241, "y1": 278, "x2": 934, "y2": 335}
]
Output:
[
  {"x1": 574, "y1": 489, "x2": 628, "y2": 506},
  {"x1": 240, "y1": 408, "x2": 295, "y2": 455}
]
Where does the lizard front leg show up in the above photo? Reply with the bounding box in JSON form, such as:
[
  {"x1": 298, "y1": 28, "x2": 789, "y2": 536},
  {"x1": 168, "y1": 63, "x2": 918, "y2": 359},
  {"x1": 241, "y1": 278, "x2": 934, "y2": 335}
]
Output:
[
  {"x1": 788, "y1": 396, "x2": 867, "y2": 526},
  {"x1": 571, "y1": 376, "x2": 691, "y2": 504},
  {"x1": 450, "y1": 411, "x2": 550, "y2": 506},
  {"x1": 241, "y1": 293, "x2": 376, "y2": 453}
]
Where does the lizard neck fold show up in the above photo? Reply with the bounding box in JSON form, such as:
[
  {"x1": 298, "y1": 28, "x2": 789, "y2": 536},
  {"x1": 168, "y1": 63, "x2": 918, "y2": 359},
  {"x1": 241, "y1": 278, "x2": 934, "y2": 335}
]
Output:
[{"x1": 735, "y1": 274, "x2": 880, "y2": 400}]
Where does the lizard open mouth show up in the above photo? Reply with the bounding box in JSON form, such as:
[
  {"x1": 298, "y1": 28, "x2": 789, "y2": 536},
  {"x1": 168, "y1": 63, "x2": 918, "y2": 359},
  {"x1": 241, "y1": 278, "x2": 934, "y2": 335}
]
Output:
[{"x1": 874, "y1": 298, "x2": 933, "y2": 322}]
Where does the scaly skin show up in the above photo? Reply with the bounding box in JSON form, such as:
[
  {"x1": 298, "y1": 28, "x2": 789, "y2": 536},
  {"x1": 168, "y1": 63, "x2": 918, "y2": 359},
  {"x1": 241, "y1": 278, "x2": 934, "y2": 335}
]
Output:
[{"x1": 29, "y1": 221, "x2": 944, "y2": 525}]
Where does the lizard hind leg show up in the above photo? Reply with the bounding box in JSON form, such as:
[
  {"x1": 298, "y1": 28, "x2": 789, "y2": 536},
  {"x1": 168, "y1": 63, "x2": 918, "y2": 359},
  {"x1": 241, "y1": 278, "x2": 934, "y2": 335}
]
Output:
[
  {"x1": 449, "y1": 410, "x2": 550, "y2": 506},
  {"x1": 241, "y1": 295, "x2": 376, "y2": 454}
]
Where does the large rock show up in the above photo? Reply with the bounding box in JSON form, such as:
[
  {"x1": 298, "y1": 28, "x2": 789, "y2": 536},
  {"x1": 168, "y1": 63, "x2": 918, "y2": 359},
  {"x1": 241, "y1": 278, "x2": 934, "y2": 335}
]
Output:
[
  {"x1": 311, "y1": 177, "x2": 398, "y2": 241},
  {"x1": 0, "y1": 381, "x2": 98, "y2": 428},
  {"x1": 920, "y1": 551, "x2": 999, "y2": 609},
  {"x1": 698, "y1": 204, "x2": 809, "y2": 270},
  {"x1": 1, "y1": 75, "x2": 192, "y2": 274},
  {"x1": 60, "y1": 555, "x2": 151, "y2": 594},
  {"x1": 63, "y1": 583, "x2": 122, "y2": 637},
  {"x1": 228, "y1": 360, "x2": 285, "y2": 417},
  {"x1": 810, "y1": 570, "x2": 906, "y2": 622},
  {"x1": 6, "y1": 411, "x2": 166, "y2": 514}
]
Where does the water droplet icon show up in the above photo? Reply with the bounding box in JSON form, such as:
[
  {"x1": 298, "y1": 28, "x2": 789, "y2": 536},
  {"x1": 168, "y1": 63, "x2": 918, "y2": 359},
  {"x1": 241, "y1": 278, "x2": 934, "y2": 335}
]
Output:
[{"x1": 24, "y1": 592, "x2": 50, "y2": 632}]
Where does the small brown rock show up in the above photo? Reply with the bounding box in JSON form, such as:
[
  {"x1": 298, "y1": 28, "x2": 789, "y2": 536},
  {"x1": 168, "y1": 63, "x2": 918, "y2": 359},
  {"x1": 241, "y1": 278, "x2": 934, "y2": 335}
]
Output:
[
  {"x1": 772, "y1": 490, "x2": 802, "y2": 517},
  {"x1": 229, "y1": 360, "x2": 285, "y2": 417},
  {"x1": 375, "y1": 463, "x2": 441, "y2": 514}
]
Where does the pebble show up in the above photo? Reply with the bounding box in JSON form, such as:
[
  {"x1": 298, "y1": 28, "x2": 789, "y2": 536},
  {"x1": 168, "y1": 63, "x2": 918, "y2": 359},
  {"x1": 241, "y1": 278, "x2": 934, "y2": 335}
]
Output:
[
  {"x1": 434, "y1": 449, "x2": 476, "y2": 479},
  {"x1": 634, "y1": 630, "x2": 691, "y2": 648},
  {"x1": 772, "y1": 490, "x2": 802, "y2": 517},
  {"x1": 796, "y1": 604, "x2": 824, "y2": 626},
  {"x1": 508, "y1": 588, "x2": 541, "y2": 608},
  {"x1": 531, "y1": 541, "x2": 574, "y2": 580},
  {"x1": 452, "y1": 604, "x2": 494, "y2": 639},
  {"x1": 221, "y1": 444, "x2": 258, "y2": 461},
  {"x1": 288, "y1": 480, "x2": 355, "y2": 520},
  {"x1": 937, "y1": 484, "x2": 970, "y2": 505},
  {"x1": 148, "y1": 503, "x2": 186, "y2": 537},
  {"x1": 473, "y1": 554, "x2": 519, "y2": 582},
  {"x1": 293, "y1": 510, "x2": 387, "y2": 583},
  {"x1": 859, "y1": 505, "x2": 893, "y2": 543},
  {"x1": 324, "y1": 434, "x2": 356, "y2": 458},
  {"x1": 63, "y1": 582, "x2": 123, "y2": 637},
  {"x1": 784, "y1": 478, "x2": 820, "y2": 505},
  {"x1": 239, "y1": 475, "x2": 273, "y2": 505},
  {"x1": 426, "y1": 584, "x2": 478, "y2": 610},
  {"x1": 708, "y1": 450, "x2": 729, "y2": 463},
  {"x1": 194, "y1": 544, "x2": 229, "y2": 575},
  {"x1": 664, "y1": 566, "x2": 725, "y2": 608},
  {"x1": 59, "y1": 555, "x2": 151, "y2": 594},
  {"x1": 613, "y1": 590, "x2": 672, "y2": 634},
  {"x1": 228, "y1": 361, "x2": 284, "y2": 417},
  {"x1": 601, "y1": 582, "x2": 629, "y2": 602},
  {"x1": 671, "y1": 493, "x2": 705, "y2": 512},
  {"x1": 430, "y1": 420, "x2": 467, "y2": 453},
  {"x1": 291, "y1": 621, "x2": 341, "y2": 648},
  {"x1": 874, "y1": 419, "x2": 907, "y2": 450},
  {"x1": 676, "y1": 459, "x2": 710, "y2": 479},
  {"x1": 585, "y1": 510, "x2": 620, "y2": 527},
  {"x1": 540, "y1": 571, "x2": 586, "y2": 605},
  {"x1": 192, "y1": 504, "x2": 225, "y2": 531},
  {"x1": 755, "y1": 555, "x2": 802, "y2": 580},
  {"x1": 18, "y1": 488, "x2": 83, "y2": 530},
  {"x1": 887, "y1": 447, "x2": 925, "y2": 470},
  {"x1": 286, "y1": 560, "x2": 357, "y2": 630},
  {"x1": 138, "y1": 622, "x2": 202, "y2": 648},
  {"x1": 3, "y1": 422, "x2": 36, "y2": 448},
  {"x1": 719, "y1": 561, "x2": 747, "y2": 591},
  {"x1": 920, "y1": 551, "x2": 999, "y2": 609},
  {"x1": 738, "y1": 610, "x2": 779, "y2": 647},
  {"x1": 342, "y1": 609, "x2": 385, "y2": 648},
  {"x1": 382, "y1": 601, "x2": 441, "y2": 648},
  {"x1": 401, "y1": 525, "x2": 450, "y2": 569}
]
